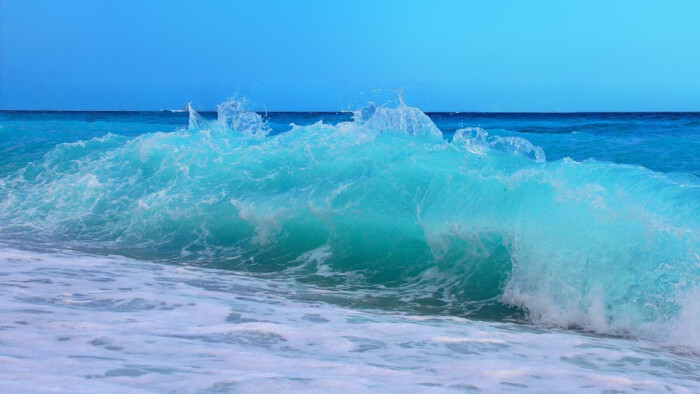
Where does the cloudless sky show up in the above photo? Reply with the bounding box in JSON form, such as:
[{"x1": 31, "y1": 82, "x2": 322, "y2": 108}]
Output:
[{"x1": 1, "y1": 0, "x2": 699, "y2": 111}]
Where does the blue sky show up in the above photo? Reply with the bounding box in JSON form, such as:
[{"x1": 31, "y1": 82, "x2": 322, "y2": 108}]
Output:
[{"x1": 1, "y1": 0, "x2": 699, "y2": 111}]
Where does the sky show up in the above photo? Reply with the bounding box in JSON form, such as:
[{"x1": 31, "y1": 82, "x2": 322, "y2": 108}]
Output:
[{"x1": 1, "y1": 0, "x2": 699, "y2": 112}]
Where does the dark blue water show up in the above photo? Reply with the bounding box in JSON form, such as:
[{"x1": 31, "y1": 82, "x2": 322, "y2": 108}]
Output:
[{"x1": 2, "y1": 110, "x2": 698, "y2": 176}]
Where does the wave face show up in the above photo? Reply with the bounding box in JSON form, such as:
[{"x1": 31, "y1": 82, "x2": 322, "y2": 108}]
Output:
[{"x1": 0, "y1": 100, "x2": 698, "y2": 350}]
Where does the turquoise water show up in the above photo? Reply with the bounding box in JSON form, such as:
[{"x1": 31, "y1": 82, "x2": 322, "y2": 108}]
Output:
[{"x1": 0, "y1": 100, "x2": 698, "y2": 391}]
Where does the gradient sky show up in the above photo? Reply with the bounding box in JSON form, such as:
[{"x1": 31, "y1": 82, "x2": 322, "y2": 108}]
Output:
[{"x1": 1, "y1": 0, "x2": 699, "y2": 111}]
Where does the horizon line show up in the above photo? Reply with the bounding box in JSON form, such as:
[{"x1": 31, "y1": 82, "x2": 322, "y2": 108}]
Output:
[{"x1": 2, "y1": 109, "x2": 700, "y2": 115}]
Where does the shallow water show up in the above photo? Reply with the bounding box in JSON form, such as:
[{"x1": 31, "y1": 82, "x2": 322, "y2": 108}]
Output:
[{"x1": 1, "y1": 248, "x2": 698, "y2": 393}]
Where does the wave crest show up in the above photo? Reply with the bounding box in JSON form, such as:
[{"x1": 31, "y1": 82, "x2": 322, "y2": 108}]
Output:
[
  {"x1": 188, "y1": 98, "x2": 269, "y2": 136},
  {"x1": 454, "y1": 127, "x2": 546, "y2": 162},
  {"x1": 353, "y1": 97, "x2": 443, "y2": 139}
]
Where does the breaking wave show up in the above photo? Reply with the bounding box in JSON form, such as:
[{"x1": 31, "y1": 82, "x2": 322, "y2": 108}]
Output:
[{"x1": 0, "y1": 97, "x2": 698, "y2": 351}]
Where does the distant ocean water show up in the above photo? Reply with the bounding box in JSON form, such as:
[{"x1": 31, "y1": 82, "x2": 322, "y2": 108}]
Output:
[{"x1": 0, "y1": 100, "x2": 698, "y2": 392}]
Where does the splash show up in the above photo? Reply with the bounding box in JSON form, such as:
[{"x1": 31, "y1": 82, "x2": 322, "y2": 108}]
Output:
[
  {"x1": 352, "y1": 96, "x2": 443, "y2": 139},
  {"x1": 188, "y1": 98, "x2": 269, "y2": 136},
  {"x1": 453, "y1": 127, "x2": 546, "y2": 162}
]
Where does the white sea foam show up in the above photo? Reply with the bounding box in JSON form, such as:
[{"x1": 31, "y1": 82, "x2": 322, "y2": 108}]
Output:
[{"x1": 1, "y1": 247, "x2": 698, "y2": 393}]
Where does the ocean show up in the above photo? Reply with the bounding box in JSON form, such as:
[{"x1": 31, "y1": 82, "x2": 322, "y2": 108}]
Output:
[{"x1": 0, "y1": 99, "x2": 698, "y2": 392}]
